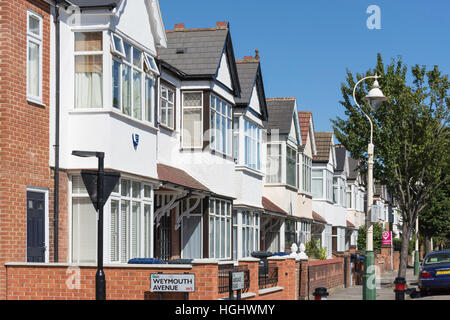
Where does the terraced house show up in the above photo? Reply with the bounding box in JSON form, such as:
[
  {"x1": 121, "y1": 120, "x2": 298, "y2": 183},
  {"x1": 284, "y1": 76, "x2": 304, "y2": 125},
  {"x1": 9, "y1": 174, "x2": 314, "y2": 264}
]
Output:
[{"x1": 0, "y1": 0, "x2": 386, "y2": 301}]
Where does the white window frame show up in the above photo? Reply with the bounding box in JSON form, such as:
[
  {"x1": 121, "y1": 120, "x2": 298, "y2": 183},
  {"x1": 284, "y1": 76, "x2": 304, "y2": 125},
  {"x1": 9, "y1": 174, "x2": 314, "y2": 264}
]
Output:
[
  {"x1": 108, "y1": 178, "x2": 153, "y2": 263},
  {"x1": 286, "y1": 145, "x2": 297, "y2": 188},
  {"x1": 111, "y1": 32, "x2": 157, "y2": 124},
  {"x1": 27, "y1": 10, "x2": 43, "y2": 104},
  {"x1": 210, "y1": 94, "x2": 233, "y2": 156},
  {"x1": 74, "y1": 31, "x2": 104, "y2": 109},
  {"x1": 266, "y1": 143, "x2": 282, "y2": 184},
  {"x1": 144, "y1": 53, "x2": 159, "y2": 76},
  {"x1": 209, "y1": 198, "x2": 232, "y2": 260},
  {"x1": 312, "y1": 169, "x2": 324, "y2": 198},
  {"x1": 244, "y1": 118, "x2": 262, "y2": 171},
  {"x1": 302, "y1": 155, "x2": 312, "y2": 194},
  {"x1": 241, "y1": 211, "x2": 260, "y2": 258},
  {"x1": 182, "y1": 91, "x2": 204, "y2": 149},
  {"x1": 159, "y1": 84, "x2": 175, "y2": 129}
]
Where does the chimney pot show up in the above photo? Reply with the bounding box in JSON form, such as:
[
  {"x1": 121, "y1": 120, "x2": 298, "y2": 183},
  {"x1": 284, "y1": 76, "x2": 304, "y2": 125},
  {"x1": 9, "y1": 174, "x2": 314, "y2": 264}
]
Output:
[
  {"x1": 216, "y1": 21, "x2": 227, "y2": 30},
  {"x1": 174, "y1": 23, "x2": 185, "y2": 31}
]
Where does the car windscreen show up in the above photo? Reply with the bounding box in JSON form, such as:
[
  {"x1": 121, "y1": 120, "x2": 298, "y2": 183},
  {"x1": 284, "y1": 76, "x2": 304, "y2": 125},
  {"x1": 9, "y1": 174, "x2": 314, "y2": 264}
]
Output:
[{"x1": 424, "y1": 253, "x2": 450, "y2": 265}]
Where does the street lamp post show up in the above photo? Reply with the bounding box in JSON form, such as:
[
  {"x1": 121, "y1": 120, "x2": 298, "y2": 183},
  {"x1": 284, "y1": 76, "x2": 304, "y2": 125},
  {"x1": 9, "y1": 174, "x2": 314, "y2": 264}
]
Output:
[
  {"x1": 72, "y1": 151, "x2": 106, "y2": 300},
  {"x1": 352, "y1": 75, "x2": 388, "y2": 300},
  {"x1": 414, "y1": 216, "x2": 420, "y2": 275}
]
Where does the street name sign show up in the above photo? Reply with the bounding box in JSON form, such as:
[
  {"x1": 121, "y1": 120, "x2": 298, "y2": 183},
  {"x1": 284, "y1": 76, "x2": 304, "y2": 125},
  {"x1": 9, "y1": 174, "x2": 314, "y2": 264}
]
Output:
[
  {"x1": 231, "y1": 271, "x2": 245, "y2": 291},
  {"x1": 150, "y1": 274, "x2": 195, "y2": 293}
]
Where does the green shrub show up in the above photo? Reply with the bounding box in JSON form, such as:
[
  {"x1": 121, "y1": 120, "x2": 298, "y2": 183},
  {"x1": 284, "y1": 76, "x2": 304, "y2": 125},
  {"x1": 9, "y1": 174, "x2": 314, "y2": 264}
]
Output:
[
  {"x1": 392, "y1": 237, "x2": 415, "y2": 255},
  {"x1": 305, "y1": 240, "x2": 327, "y2": 260},
  {"x1": 357, "y1": 223, "x2": 383, "y2": 253}
]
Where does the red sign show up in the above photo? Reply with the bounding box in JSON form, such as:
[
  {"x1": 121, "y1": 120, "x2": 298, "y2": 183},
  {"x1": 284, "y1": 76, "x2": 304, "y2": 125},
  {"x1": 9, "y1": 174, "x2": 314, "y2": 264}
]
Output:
[{"x1": 382, "y1": 231, "x2": 392, "y2": 245}]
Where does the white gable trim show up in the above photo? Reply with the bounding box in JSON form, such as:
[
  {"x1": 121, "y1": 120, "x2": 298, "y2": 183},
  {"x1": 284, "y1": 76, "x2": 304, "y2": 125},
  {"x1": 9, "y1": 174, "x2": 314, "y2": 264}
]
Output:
[
  {"x1": 216, "y1": 51, "x2": 233, "y2": 91},
  {"x1": 249, "y1": 84, "x2": 262, "y2": 115}
]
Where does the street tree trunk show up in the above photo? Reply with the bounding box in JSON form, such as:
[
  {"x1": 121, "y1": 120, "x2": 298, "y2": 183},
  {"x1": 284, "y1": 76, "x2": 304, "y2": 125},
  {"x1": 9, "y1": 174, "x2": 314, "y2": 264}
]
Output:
[{"x1": 398, "y1": 219, "x2": 412, "y2": 278}]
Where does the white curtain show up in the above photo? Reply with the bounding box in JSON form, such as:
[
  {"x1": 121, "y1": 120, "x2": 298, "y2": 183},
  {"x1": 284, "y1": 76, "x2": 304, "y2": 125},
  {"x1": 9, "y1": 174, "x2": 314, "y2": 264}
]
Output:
[
  {"x1": 28, "y1": 41, "x2": 39, "y2": 97},
  {"x1": 133, "y1": 71, "x2": 141, "y2": 119},
  {"x1": 182, "y1": 216, "x2": 202, "y2": 259},
  {"x1": 183, "y1": 108, "x2": 202, "y2": 148},
  {"x1": 72, "y1": 198, "x2": 97, "y2": 263},
  {"x1": 75, "y1": 72, "x2": 102, "y2": 108}
]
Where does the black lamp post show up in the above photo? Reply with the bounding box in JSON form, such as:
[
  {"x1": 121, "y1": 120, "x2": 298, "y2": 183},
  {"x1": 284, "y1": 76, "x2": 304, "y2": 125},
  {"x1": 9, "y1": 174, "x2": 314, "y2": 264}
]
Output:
[{"x1": 72, "y1": 150, "x2": 107, "y2": 300}]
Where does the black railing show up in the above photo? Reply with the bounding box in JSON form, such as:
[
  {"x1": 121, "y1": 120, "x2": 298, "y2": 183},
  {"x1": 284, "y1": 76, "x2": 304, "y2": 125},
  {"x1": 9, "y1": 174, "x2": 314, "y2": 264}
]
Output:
[
  {"x1": 218, "y1": 264, "x2": 250, "y2": 294},
  {"x1": 259, "y1": 262, "x2": 278, "y2": 289}
]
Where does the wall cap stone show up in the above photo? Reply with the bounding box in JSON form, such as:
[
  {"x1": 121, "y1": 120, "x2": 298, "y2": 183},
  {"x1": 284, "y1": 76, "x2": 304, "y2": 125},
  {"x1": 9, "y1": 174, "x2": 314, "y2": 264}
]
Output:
[
  {"x1": 219, "y1": 292, "x2": 256, "y2": 300},
  {"x1": 5, "y1": 262, "x2": 193, "y2": 269},
  {"x1": 238, "y1": 257, "x2": 260, "y2": 262},
  {"x1": 267, "y1": 256, "x2": 287, "y2": 261},
  {"x1": 258, "y1": 286, "x2": 284, "y2": 295},
  {"x1": 191, "y1": 259, "x2": 219, "y2": 265}
]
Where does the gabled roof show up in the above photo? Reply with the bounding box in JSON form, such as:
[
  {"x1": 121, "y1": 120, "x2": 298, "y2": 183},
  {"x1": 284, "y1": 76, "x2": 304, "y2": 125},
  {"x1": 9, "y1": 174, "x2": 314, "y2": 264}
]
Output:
[
  {"x1": 335, "y1": 146, "x2": 347, "y2": 173},
  {"x1": 157, "y1": 163, "x2": 210, "y2": 192},
  {"x1": 264, "y1": 98, "x2": 297, "y2": 135},
  {"x1": 346, "y1": 220, "x2": 356, "y2": 228},
  {"x1": 313, "y1": 132, "x2": 334, "y2": 163},
  {"x1": 298, "y1": 111, "x2": 317, "y2": 155},
  {"x1": 235, "y1": 53, "x2": 268, "y2": 120},
  {"x1": 262, "y1": 197, "x2": 287, "y2": 215},
  {"x1": 158, "y1": 22, "x2": 241, "y2": 96}
]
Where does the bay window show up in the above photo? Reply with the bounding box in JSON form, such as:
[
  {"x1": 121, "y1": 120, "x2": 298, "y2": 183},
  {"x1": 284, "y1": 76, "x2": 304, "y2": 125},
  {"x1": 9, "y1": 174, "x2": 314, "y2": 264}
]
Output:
[
  {"x1": 299, "y1": 221, "x2": 311, "y2": 245},
  {"x1": 333, "y1": 177, "x2": 339, "y2": 204},
  {"x1": 242, "y1": 211, "x2": 260, "y2": 257},
  {"x1": 233, "y1": 118, "x2": 239, "y2": 161},
  {"x1": 27, "y1": 11, "x2": 42, "y2": 102},
  {"x1": 75, "y1": 32, "x2": 103, "y2": 108},
  {"x1": 160, "y1": 84, "x2": 175, "y2": 129},
  {"x1": 286, "y1": 146, "x2": 297, "y2": 187},
  {"x1": 302, "y1": 155, "x2": 312, "y2": 193},
  {"x1": 109, "y1": 179, "x2": 153, "y2": 263},
  {"x1": 326, "y1": 171, "x2": 333, "y2": 201},
  {"x1": 182, "y1": 92, "x2": 203, "y2": 148},
  {"x1": 210, "y1": 95, "x2": 232, "y2": 156},
  {"x1": 209, "y1": 198, "x2": 231, "y2": 259},
  {"x1": 111, "y1": 33, "x2": 156, "y2": 123},
  {"x1": 266, "y1": 144, "x2": 282, "y2": 183},
  {"x1": 244, "y1": 119, "x2": 261, "y2": 170}
]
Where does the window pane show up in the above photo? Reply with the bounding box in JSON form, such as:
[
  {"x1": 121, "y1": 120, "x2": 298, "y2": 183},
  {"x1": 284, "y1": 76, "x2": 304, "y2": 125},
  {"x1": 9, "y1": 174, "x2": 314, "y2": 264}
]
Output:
[
  {"x1": 27, "y1": 41, "x2": 40, "y2": 98},
  {"x1": 75, "y1": 55, "x2": 103, "y2": 108},
  {"x1": 122, "y1": 64, "x2": 131, "y2": 115},
  {"x1": 209, "y1": 216, "x2": 214, "y2": 258},
  {"x1": 132, "y1": 181, "x2": 141, "y2": 198},
  {"x1": 112, "y1": 35, "x2": 124, "y2": 55},
  {"x1": 110, "y1": 200, "x2": 119, "y2": 261},
  {"x1": 144, "y1": 204, "x2": 151, "y2": 257},
  {"x1": 131, "y1": 202, "x2": 141, "y2": 259},
  {"x1": 75, "y1": 32, "x2": 102, "y2": 52},
  {"x1": 221, "y1": 218, "x2": 225, "y2": 258},
  {"x1": 145, "y1": 77, "x2": 153, "y2": 122},
  {"x1": 121, "y1": 180, "x2": 130, "y2": 197},
  {"x1": 133, "y1": 47, "x2": 142, "y2": 68},
  {"x1": 183, "y1": 92, "x2": 202, "y2": 107},
  {"x1": 28, "y1": 15, "x2": 40, "y2": 36},
  {"x1": 72, "y1": 198, "x2": 97, "y2": 263},
  {"x1": 120, "y1": 201, "x2": 130, "y2": 263},
  {"x1": 183, "y1": 108, "x2": 202, "y2": 148},
  {"x1": 112, "y1": 60, "x2": 121, "y2": 109},
  {"x1": 133, "y1": 71, "x2": 142, "y2": 119},
  {"x1": 123, "y1": 42, "x2": 132, "y2": 62},
  {"x1": 215, "y1": 217, "x2": 220, "y2": 258}
]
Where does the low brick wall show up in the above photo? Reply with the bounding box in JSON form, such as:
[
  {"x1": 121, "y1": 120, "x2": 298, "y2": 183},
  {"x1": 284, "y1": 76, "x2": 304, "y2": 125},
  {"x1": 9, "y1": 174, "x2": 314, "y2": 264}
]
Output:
[
  {"x1": 5, "y1": 258, "x2": 298, "y2": 300},
  {"x1": 298, "y1": 258, "x2": 345, "y2": 300}
]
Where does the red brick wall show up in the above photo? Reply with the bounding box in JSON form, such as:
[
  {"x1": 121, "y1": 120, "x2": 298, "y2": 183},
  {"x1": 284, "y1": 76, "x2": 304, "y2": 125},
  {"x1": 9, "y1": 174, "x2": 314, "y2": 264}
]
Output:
[
  {"x1": 0, "y1": 0, "x2": 58, "y2": 300},
  {"x1": 298, "y1": 258, "x2": 345, "y2": 300},
  {"x1": 5, "y1": 263, "x2": 220, "y2": 300}
]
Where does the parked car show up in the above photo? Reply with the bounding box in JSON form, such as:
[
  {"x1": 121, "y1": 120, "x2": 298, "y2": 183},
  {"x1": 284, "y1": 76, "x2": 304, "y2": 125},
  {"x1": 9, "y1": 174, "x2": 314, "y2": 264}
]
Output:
[{"x1": 418, "y1": 250, "x2": 450, "y2": 295}]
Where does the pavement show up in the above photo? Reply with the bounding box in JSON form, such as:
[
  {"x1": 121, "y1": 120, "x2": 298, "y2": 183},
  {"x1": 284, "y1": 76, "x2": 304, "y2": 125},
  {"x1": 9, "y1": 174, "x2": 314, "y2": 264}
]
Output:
[{"x1": 328, "y1": 266, "x2": 450, "y2": 300}]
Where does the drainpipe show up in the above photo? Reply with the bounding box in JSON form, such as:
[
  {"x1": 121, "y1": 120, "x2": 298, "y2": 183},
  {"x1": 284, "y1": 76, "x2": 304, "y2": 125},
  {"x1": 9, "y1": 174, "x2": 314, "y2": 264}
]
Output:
[{"x1": 53, "y1": 1, "x2": 61, "y2": 262}]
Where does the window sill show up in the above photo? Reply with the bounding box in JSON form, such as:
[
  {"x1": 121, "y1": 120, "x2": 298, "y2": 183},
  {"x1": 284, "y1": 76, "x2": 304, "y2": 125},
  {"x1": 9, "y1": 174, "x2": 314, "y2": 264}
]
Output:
[
  {"x1": 258, "y1": 286, "x2": 283, "y2": 296},
  {"x1": 219, "y1": 292, "x2": 256, "y2": 300},
  {"x1": 27, "y1": 97, "x2": 46, "y2": 107},
  {"x1": 69, "y1": 108, "x2": 159, "y2": 133},
  {"x1": 235, "y1": 165, "x2": 264, "y2": 178},
  {"x1": 159, "y1": 123, "x2": 175, "y2": 132}
]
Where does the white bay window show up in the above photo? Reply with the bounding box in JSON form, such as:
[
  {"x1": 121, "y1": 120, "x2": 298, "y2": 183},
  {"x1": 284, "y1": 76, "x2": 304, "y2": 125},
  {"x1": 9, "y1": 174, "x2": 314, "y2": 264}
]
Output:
[
  {"x1": 266, "y1": 144, "x2": 282, "y2": 183},
  {"x1": 210, "y1": 95, "x2": 232, "y2": 156},
  {"x1": 209, "y1": 198, "x2": 231, "y2": 259},
  {"x1": 182, "y1": 92, "x2": 203, "y2": 148},
  {"x1": 286, "y1": 146, "x2": 297, "y2": 187},
  {"x1": 244, "y1": 119, "x2": 261, "y2": 170}
]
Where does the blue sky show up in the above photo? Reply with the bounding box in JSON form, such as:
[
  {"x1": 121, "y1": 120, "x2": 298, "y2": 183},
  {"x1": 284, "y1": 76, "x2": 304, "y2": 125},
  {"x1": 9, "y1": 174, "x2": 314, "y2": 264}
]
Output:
[{"x1": 159, "y1": 0, "x2": 450, "y2": 134}]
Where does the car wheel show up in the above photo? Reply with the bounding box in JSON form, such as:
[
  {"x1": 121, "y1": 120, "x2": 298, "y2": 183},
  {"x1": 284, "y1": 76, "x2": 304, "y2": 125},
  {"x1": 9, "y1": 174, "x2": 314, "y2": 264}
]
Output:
[{"x1": 420, "y1": 288, "x2": 428, "y2": 297}]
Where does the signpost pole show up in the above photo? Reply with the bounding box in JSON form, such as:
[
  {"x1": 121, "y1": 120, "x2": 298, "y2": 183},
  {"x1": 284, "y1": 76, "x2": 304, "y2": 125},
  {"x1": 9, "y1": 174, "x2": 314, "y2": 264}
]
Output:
[
  {"x1": 237, "y1": 289, "x2": 241, "y2": 300},
  {"x1": 229, "y1": 271, "x2": 233, "y2": 300},
  {"x1": 96, "y1": 153, "x2": 106, "y2": 300}
]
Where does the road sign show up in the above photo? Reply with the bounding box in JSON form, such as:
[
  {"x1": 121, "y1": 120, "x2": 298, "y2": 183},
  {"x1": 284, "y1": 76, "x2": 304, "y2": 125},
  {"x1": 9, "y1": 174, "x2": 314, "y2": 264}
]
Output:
[
  {"x1": 150, "y1": 274, "x2": 195, "y2": 293},
  {"x1": 81, "y1": 170, "x2": 120, "y2": 210},
  {"x1": 382, "y1": 231, "x2": 392, "y2": 245},
  {"x1": 231, "y1": 271, "x2": 245, "y2": 291}
]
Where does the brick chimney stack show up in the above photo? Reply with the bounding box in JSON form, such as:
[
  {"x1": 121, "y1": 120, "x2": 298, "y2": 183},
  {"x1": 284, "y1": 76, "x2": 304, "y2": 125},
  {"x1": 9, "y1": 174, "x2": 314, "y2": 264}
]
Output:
[
  {"x1": 174, "y1": 23, "x2": 185, "y2": 31},
  {"x1": 216, "y1": 21, "x2": 227, "y2": 30}
]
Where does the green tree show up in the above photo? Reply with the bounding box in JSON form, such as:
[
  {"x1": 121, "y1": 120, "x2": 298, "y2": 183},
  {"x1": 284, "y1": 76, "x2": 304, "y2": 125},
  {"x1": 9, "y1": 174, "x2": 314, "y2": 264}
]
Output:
[
  {"x1": 357, "y1": 223, "x2": 383, "y2": 253},
  {"x1": 332, "y1": 54, "x2": 450, "y2": 278}
]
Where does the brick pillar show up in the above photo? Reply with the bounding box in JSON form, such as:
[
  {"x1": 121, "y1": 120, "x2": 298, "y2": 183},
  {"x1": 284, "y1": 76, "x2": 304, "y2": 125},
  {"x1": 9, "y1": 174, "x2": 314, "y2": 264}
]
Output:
[
  {"x1": 298, "y1": 259, "x2": 309, "y2": 300},
  {"x1": 344, "y1": 253, "x2": 351, "y2": 288},
  {"x1": 238, "y1": 257, "x2": 259, "y2": 296},
  {"x1": 191, "y1": 260, "x2": 219, "y2": 300}
]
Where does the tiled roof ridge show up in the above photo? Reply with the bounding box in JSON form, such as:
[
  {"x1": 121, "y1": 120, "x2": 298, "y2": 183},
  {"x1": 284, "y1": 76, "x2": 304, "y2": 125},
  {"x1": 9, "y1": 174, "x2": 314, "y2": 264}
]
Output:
[
  {"x1": 166, "y1": 22, "x2": 228, "y2": 33},
  {"x1": 266, "y1": 97, "x2": 296, "y2": 101},
  {"x1": 298, "y1": 111, "x2": 312, "y2": 114},
  {"x1": 236, "y1": 50, "x2": 260, "y2": 64}
]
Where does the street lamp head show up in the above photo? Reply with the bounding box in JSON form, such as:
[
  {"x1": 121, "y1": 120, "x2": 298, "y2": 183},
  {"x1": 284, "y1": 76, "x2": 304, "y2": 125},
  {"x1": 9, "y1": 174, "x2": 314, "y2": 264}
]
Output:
[
  {"x1": 363, "y1": 79, "x2": 388, "y2": 111},
  {"x1": 72, "y1": 150, "x2": 105, "y2": 158}
]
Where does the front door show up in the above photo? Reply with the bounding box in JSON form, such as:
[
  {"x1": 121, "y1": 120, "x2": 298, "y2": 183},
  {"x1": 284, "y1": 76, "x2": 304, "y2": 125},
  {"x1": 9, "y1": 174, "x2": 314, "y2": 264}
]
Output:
[{"x1": 27, "y1": 191, "x2": 45, "y2": 262}]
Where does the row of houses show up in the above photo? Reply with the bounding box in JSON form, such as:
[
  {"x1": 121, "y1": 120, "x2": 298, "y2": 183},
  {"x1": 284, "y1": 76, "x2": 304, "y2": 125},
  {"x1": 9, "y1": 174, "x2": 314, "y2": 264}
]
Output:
[{"x1": 0, "y1": 0, "x2": 402, "y2": 299}]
